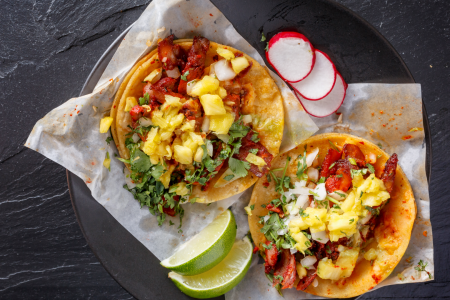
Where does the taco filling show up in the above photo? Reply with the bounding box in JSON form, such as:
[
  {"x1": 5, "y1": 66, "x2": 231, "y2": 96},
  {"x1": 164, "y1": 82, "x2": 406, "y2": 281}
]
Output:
[
  {"x1": 255, "y1": 140, "x2": 400, "y2": 293},
  {"x1": 117, "y1": 35, "x2": 276, "y2": 224}
]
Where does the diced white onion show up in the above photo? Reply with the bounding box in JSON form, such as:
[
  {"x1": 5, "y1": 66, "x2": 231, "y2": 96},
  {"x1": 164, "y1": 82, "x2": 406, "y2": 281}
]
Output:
[
  {"x1": 202, "y1": 116, "x2": 210, "y2": 133},
  {"x1": 337, "y1": 245, "x2": 347, "y2": 253},
  {"x1": 209, "y1": 62, "x2": 216, "y2": 76},
  {"x1": 295, "y1": 194, "x2": 309, "y2": 209},
  {"x1": 301, "y1": 256, "x2": 318, "y2": 268},
  {"x1": 277, "y1": 227, "x2": 289, "y2": 236},
  {"x1": 328, "y1": 190, "x2": 347, "y2": 201},
  {"x1": 311, "y1": 231, "x2": 329, "y2": 244},
  {"x1": 312, "y1": 278, "x2": 319, "y2": 287},
  {"x1": 206, "y1": 140, "x2": 213, "y2": 157},
  {"x1": 367, "y1": 153, "x2": 377, "y2": 164},
  {"x1": 139, "y1": 117, "x2": 153, "y2": 127},
  {"x1": 131, "y1": 133, "x2": 140, "y2": 143},
  {"x1": 313, "y1": 183, "x2": 327, "y2": 200},
  {"x1": 216, "y1": 134, "x2": 230, "y2": 143},
  {"x1": 214, "y1": 59, "x2": 236, "y2": 81},
  {"x1": 290, "y1": 248, "x2": 298, "y2": 254},
  {"x1": 307, "y1": 167, "x2": 319, "y2": 182},
  {"x1": 307, "y1": 182, "x2": 316, "y2": 189},
  {"x1": 242, "y1": 114, "x2": 252, "y2": 124},
  {"x1": 166, "y1": 67, "x2": 180, "y2": 78},
  {"x1": 264, "y1": 215, "x2": 270, "y2": 223},
  {"x1": 306, "y1": 148, "x2": 319, "y2": 167},
  {"x1": 360, "y1": 211, "x2": 372, "y2": 225},
  {"x1": 186, "y1": 79, "x2": 199, "y2": 95}
]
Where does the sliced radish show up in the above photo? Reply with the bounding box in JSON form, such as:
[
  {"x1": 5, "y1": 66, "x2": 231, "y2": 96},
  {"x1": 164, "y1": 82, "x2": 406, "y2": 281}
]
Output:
[
  {"x1": 291, "y1": 50, "x2": 337, "y2": 100},
  {"x1": 266, "y1": 32, "x2": 315, "y2": 83},
  {"x1": 296, "y1": 73, "x2": 347, "y2": 118}
]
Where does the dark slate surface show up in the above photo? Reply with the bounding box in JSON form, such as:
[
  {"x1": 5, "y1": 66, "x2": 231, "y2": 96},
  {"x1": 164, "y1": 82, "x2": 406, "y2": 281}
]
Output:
[{"x1": 0, "y1": 0, "x2": 448, "y2": 299}]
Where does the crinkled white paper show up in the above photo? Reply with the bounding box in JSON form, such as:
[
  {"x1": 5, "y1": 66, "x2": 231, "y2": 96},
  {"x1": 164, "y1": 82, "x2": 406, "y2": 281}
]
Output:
[
  {"x1": 228, "y1": 84, "x2": 433, "y2": 300},
  {"x1": 25, "y1": 0, "x2": 317, "y2": 262},
  {"x1": 25, "y1": 0, "x2": 432, "y2": 298}
]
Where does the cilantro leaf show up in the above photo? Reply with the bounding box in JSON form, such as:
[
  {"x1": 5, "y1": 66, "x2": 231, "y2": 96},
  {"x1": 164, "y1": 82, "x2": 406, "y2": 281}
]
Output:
[
  {"x1": 180, "y1": 71, "x2": 190, "y2": 81},
  {"x1": 130, "y1": 149, "x2": 151, "y2": 173},
  {"x1": 228, "y1": 158, "x2": 250, "y2": 178},
  {"x1": 105, "y1": 136, "x2": 113, "y2": 144},
  {"x1": 139, "y1": 93, "x2": 149, "y2": 105},
  {"x1": 224, "y1": 174, "x2": 235, "y2": 181},
  {"x1": 367, "y1": 163, "x2": 375, "y2": 173}
]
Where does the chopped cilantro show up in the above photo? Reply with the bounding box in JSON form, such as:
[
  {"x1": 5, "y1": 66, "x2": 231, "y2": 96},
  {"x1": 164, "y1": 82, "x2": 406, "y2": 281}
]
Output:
[
  {"x1": 329, "y1": 162, "x2": 336, "y2": 169},
  {"x1": 367, "y1": 163, "x2": 375, "y2": 173},
  {"x1": 250, "y1": 204, "x2": 255, "y2": 210},
  {"x1": 105, "y1": 136, "x2": 113, "y2": 144},
  {"x1": 414, "y1": 260, "x2": 432, "y2": 279},
  {"x1": 139, "y1": 93, "x2": 150, "y2": 105},
  {"x1": 377, "y1": 142, "x2": 383, "y2": 149},
  {"x1": 274, "y1": 275, "x2": 284, "y2": 282},
  {"x1": 348, "y1": 158, "x2": 357, "y2": 165},
  {"x1": 169, "y1": 220, "x2": 174, "y2": 226},
  {"x1": 265, "y1": 42, "x2": 269, "y2": 52},
  {"x1": 224, "y1": 174, "x2": 235, "y2": 181},
  {"x1": 180, "y1": 70, "x2": 190, "y2": 81},
  {"x1": 261, "y1": 32, "x2": 266, "y2": 42},
  {"x1": 249, "y1": 148, "x2": 258, "y2": 155},
  {"x1": 349, "y1": 218, "x2": 355, "y2": 224}
]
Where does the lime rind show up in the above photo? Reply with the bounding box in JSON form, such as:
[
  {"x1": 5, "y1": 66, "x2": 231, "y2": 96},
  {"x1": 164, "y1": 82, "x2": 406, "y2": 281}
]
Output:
[
  {"x1": 161, "y1": 209, "x2": 236, "y2": 276},
  {"x1": 168, "y1": 237, "x2": 253, "y2": 299}
]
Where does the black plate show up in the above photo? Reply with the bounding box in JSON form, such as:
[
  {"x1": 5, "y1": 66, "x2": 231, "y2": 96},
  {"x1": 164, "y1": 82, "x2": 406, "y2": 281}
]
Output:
[{"x1": 67, "y1": 0, "x2": 432, "y2": 299}]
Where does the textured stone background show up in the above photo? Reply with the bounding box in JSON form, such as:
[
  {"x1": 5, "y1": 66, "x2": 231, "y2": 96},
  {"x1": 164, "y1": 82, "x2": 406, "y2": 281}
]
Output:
[{"x1": 0, "y1": 0, "x2": 449, "y2": 299}]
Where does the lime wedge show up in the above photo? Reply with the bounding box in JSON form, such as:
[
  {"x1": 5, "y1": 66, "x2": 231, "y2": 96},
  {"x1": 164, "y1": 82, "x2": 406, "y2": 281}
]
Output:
[
  {"x1": 161, "y1": 209, "x2": 236, "y2": 276},
  {"x1": 169, "y1": 237, "x2": 253, "y2": 299}
]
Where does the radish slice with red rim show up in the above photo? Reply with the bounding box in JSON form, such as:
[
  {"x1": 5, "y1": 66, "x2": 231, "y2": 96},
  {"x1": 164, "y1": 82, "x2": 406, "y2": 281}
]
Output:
[
  {"x1": 266, "y1": 32, "x2": 315, "y2": 83},
  {"x1": 290, "y1": 50, "x2": 337, "y2": 100},
  {"x1": 296, "y1": 73, "x2": 347, "y2": 118}
]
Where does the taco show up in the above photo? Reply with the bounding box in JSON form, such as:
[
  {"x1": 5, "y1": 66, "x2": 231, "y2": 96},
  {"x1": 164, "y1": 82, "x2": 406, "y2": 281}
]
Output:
[
  {"x1": 248, "y1": 133, "x2": 416, "y2": 298},
  {"x1": 111, "y1": 35, "x2": 284, "y2": 223}
]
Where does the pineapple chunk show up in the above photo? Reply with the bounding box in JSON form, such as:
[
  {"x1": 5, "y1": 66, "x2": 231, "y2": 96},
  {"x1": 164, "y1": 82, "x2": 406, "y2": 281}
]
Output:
[
  {"x1": 296, "y1": 263, "x2": 308, "y2": 279},
  {"x1": 304, "y1": 208, "x2": 327, "y2": 233},
  {"x1": 292, "y1": 231, "x2": 312, "y2": 254},
  {"x1": 189, "y1": 132, "x2": 205, "y2": 146},
  {"x1": 357, "y1": 174, "x2": 390, "y2": 207},
  {"x1": 231, "y1": 57, "x2": 250, "y2": 74},
  {"x1": 245, "y1": 153, "x2": 266, "y2": 166},
  {"x1": 174, "y1": 145, "x2": 193, "y2": 164},
  {"x1": 209, "y1": 113, "x2": 234, "y2": 134},
  {"x1": 317, "y1": 247, "x2": 359, "y2": 280},
  {"x1": 180, "y1": 119, "x2": 196, "y2": 132},
  {"x1": 327, "y1": 212, "x2": 359, "y2": 242},
  {"x1": 340, "y1": 190, "x2": 364, "y2": 216},
  {"x1": 189, "y1": 76, "x2": 220, "y2": 97},
  {"x1": 194, "y1": 147, "x2": 204, "y2": 162},
  {"x1": 142, "y1": 127, "x2": 160, "y2": 155},
  {"x1": 289, "y1": 217, "x2": 309, "y2": 231},
  {"x1": 149, "y1": 154, "x2": 159, "y2": 165},
  {"x1": 160, "y1": 130, "x2": 173, "y2": 142},
  {"x1": 99, "y1": 117, "x2": 114, "y2": 133},
  {"x1": 352, "y1": 173, "x2": 365, "y2": 188},
  {"x1": 160, "y1": 164, "x2": 175, "y2": 188},
  {"x1": 161, "y1": 95, "x2": 182, "y2": 113},
  {"x1": 216, "y1": 48, "x2": 235, "y2": 60},
  {"x1": 169, "y1": 113, "x2": 185, "y2": 128},
  {"x1": 200, "y1": 94, "x2": 227, "y2": 115},
  {"x1": 336, "y1": 248, "x2": 359, "y2": 278},
  {"x1": 124, "y1": 97, "x2": 138, "y2": 112},
  {"x1": 364, "y1": 248, "x2": 378, "y2": 261},
  {"x1": 317, "y1": 258, "x2": 341, "y2": 280},
  {"x1": 144, "y1": 67, "x2": 162, "y2": 83},
  {"x1": 175, "y1": 182, "x2": 190, "y2": 196},
  {"x1": 103, "y1": 152, "x2": 111, "y2": 170},
  {"x1": 216, "y1": 87, "x2": 227, "y2": 99},
  {"x1": 151, "y1": 110, "x2": 169, "y2": 129}
]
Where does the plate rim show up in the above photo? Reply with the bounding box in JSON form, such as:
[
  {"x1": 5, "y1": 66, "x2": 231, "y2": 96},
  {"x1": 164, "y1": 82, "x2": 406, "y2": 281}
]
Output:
[{"x1": 67, "y1": 1, "x2": 432, "y2": 299}]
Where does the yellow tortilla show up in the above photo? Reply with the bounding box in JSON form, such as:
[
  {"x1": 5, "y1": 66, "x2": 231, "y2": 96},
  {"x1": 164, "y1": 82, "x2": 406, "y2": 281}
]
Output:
[
  {"x1": 112, "y1": 39, "x2": 284, "y2": 203},
  {"x1": 248, "y1": 133, "x2": 416, "y2": 298}
]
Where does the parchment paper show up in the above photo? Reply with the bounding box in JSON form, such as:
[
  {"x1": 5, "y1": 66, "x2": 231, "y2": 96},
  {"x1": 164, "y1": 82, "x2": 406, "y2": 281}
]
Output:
[
  {"x1": 25, "y1": 0, "x2": 317, "y2": 262},
  {"x1": 25, "y1": 0, "x2": 433, "y2": 298},
  {"x1": 228, "y1": 84, "x2": 433, "y2": 299}
]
